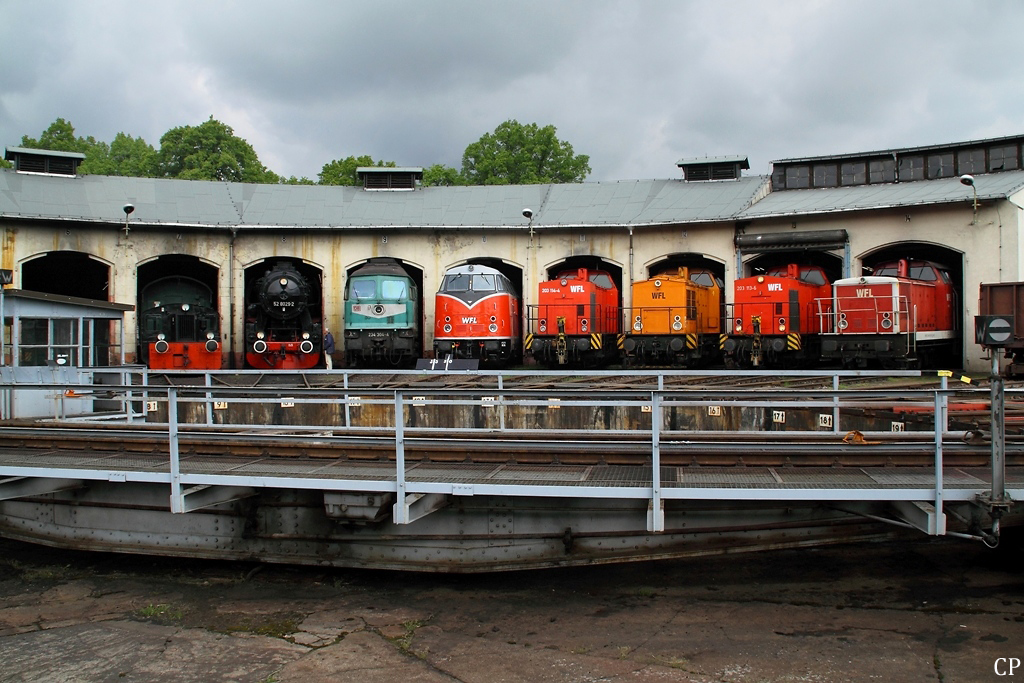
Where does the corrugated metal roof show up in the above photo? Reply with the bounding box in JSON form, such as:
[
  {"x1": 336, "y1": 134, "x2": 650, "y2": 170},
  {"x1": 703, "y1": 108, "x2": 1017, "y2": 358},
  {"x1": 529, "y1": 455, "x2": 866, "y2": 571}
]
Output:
[
  {"x1": 0, "y1": 170, "x2": 767, "y2": 229},
  {"x1": 737, "y1": 171, "x2": 1024, "y2": 220},
  {"x1": 1, "y1": 166, "x2": 1022, "y2": 229}
]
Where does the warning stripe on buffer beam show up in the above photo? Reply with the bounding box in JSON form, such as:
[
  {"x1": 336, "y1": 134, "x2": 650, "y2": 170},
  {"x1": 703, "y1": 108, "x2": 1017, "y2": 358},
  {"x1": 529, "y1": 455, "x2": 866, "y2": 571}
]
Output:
[
  {"x1": 591, "y1": 333, "x2": 602, "y2": 349},
  {"x1": 524, "y1": 333, "x2": 534, "y2": 349},
  {"x1": 787, "y1": 333, "x2": 801, "y2": 351}
]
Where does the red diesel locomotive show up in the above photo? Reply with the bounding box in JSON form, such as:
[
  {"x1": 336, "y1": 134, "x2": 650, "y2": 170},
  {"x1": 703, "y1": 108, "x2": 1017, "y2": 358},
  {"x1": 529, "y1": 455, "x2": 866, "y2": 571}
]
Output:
[
  {"x1": 723, "y1": 264, "x2": 832, "y2": 367},
  {"x1": 820, "y1": 259, "x2": 957, "y2": 368},
  {"x1": 433, "y1": 264, "x2": 521, "y2": 366},
  {"x1": 527, "y1": 267, "x2": 620, "y2": 366}
]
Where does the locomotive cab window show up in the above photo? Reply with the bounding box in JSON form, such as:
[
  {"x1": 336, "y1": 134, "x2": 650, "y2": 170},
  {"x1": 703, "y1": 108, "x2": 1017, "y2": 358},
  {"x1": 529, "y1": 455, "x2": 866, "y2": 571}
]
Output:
[
  {"x1": 909, "y1": 265, "x2": 937, "y2": 281},
  {"x1": 471, "y1": 274, "x2": 496, "y2": 292},
  {"x1": 798, "y1": 268, "x2": 826, "y2": 286},
  {"x1": 349, "y1": 280, "x2": 376, "y2": 299},
  {"x1": 589, "y1": 273, "x2": 614, "y2": 289},
  {"x1": 691, "y1": 272, "x2": 716, "y2": 287},
  {"x1": 381, "y1": 280, "x2": 409, "y2": 299},
  {"x1": 443, "y1": 274, "x2": 470, "y2": 291}
]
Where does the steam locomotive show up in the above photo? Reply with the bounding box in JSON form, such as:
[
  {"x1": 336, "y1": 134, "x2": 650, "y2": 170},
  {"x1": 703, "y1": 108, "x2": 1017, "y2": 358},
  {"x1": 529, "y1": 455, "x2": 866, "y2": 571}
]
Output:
[
  {"x1": 244, "y1": 261, "x2": 321, "y2": 370},
  {"x1": 433, "y1": 263, "x2": 521, "y2": 366},
  {"x1": 138, "y1": 276, "x2": 222, "y2": 370}
]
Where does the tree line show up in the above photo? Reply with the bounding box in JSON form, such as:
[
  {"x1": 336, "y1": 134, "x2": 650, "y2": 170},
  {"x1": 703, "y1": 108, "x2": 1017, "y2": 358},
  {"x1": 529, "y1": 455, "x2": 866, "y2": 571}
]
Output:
[{"x1": 2, "y1": 116, "x2": 591, "y2": 186}]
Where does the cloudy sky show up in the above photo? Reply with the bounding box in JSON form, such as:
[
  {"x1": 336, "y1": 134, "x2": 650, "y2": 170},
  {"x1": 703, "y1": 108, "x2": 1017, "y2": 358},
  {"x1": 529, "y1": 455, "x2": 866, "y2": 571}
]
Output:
[{"x1": 3, "y1": 1, "x2": 1023, "y2": 182}]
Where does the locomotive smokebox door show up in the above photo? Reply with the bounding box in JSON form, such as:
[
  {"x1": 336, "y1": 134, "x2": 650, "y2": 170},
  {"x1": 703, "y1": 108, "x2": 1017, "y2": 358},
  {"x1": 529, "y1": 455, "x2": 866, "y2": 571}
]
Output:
[{"x1": 975, "y1": 315, "x2": 1015, "y2": 347}]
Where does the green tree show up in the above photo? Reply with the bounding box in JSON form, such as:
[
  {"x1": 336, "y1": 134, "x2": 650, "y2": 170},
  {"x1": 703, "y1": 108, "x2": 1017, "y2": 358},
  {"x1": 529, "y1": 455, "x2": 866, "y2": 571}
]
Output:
[
  {"x1": 20, "y1": 118, "x2": 115, "y2": 175},
  {"x1": 460, "y1": 120, "x2": 591, "y2": 185},
  {"x1": 422, "y1": 163, "x2": 464, "y2": 187},
  {"x1": 318, "y1": 155, "x2": 396, "y2": 186},
  {"x1": 281, "y1": 175, "x2": 316, "y2": 185},
  {"x1": 156, "y1": 116, "x2": 279, "y2": 183},
  {"x1": 19, "y1": 118, "x2": 160, "y2": 177},
  {"x1": 108, "y1": 132, "x2": 157, "y2": 177}
]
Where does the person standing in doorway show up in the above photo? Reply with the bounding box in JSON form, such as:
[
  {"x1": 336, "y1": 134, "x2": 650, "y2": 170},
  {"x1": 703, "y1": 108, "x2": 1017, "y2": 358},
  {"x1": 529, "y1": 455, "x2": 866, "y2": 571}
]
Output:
[{"x1": 323, "y1": 326, "x2": 335, "y2": 369}]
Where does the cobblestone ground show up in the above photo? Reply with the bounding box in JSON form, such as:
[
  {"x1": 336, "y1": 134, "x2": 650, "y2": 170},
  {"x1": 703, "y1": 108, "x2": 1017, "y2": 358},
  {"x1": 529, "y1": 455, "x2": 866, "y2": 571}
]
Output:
[{"x1": 0, "y1": 535, "x2": 1022, "y2": 682}]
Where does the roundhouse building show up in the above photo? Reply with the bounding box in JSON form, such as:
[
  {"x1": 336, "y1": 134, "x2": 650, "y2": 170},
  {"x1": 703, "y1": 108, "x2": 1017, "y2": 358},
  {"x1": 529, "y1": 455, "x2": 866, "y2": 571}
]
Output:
[{"x1": 2, "y1": 134, "x2": 1023, "y2": 372}]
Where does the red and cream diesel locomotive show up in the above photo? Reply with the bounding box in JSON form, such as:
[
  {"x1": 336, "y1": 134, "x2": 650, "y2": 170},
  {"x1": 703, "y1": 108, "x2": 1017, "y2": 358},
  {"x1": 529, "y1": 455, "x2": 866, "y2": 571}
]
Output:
[
  {"x1": 433, "y1": 264, "x2": 521, "y2": 366},
  {"x1": 820, "y1": 259, "x2": 957, "y2": 368},
  {"x1": 527, "y1": 267, "x2": 620, "y2": 366},
  {"x1": 723, "y1": 264, "x2": 832, "y2": 367}
]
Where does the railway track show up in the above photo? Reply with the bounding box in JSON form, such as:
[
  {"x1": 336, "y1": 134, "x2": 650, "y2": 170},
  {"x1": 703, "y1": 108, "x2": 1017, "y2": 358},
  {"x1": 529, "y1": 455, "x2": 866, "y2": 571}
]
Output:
[{"x1": 1, "y1": 421, "x2": 1019, "y2": 469}]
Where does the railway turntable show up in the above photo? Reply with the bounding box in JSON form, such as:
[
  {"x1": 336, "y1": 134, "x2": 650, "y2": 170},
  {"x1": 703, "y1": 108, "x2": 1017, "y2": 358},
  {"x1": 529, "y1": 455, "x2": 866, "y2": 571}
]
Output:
[{"x1": 0, "y1": 368, "x2": 1021, "y2": 572}]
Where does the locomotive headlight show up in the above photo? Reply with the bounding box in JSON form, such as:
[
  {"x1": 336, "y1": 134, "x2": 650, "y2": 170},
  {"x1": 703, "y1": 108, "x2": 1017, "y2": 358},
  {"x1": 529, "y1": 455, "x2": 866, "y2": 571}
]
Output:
[
  {"x1": 490, "y1": 316, "x2": 496, "y2": 322},
  {"x1": 299, "y1": 340, "x2": 314, "y2": 354},
  {"x1": 838, "y1": 319, "x2": 849, "y2": 330},
  {"x1": 256, "y1": 331, "x2": 265, "y2": 340},
  {"x1": 580, "y1": 319, "x2": 589, "y2": 332},
  {"x1": 302, "y1": 332, "x2": 310, "y2": 340},
  {"x1": 157, "y1": 333, "x2": 166, "y2": 341},
  {"x1": 443, "y1": 324, "x2": 452, "y2": 333},
  {"x1": 181, "y1": 304, "x2": 190, "y2": 312},
  {"x1": 633, "y1": 321, "x2": 643, "y2": 331},
  {"x1": 778, "y1": 320, "x2": 786, "y2": 332},
  {"x1": 672, "y1": 321, "x2": 682, "y2": 331},
  {"x1": 735, "y1": 319, "x2": 743, "y2": 332},
  {"x1": 560, "y1": 279, "x2": 568, "y2": 286},
  {"x1": 205, "y1": 339, "x2": 219, "y2": 353},
  {"x1": 280, "y1": 278, "x2": 288, "y2": 286},
  {"x1": 253, "y1": 340, "x2": 268, "y2": 353},
  {"x1": 206, "y1": 332, "x2": 215, "y2": 340},
  {"x1": 757, "y1": 276, "x2": 765, "y2": 283},
  {"x1": 881, "y1": 318, "x2": 893, "y2": 329},
  {"x1": 674, "y1": 315, "x2": 681, "y2": 322},
  {"x1": 488, "y1": 324, "x2": 498, "y2": 333},
  {"x1": 654, "y1": 279, "x2": 662, "y2": 288},
  {"x1": 154, "y1": 340, "x2": 169, "y2": 354},
  {"x1": 539, "y1": 321, "x2": 547, "y2": 333},
  {"x1": 445, "y1": 316, "x2": 451, "y2": 323}
]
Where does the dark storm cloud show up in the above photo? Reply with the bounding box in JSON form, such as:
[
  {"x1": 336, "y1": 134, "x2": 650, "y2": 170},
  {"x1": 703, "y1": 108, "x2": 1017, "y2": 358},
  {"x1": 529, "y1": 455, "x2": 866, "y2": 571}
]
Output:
[{"x1": 2, "y1": 1, "x2": 1024, "y2": 182}]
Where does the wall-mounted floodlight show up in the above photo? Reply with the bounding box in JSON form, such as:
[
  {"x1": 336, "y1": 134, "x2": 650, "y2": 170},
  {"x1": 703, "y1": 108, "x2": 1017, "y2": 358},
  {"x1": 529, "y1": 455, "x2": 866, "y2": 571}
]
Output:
[
  {"x1": 122, "y1": 203, "x2": 135, "y2": 236},
  {"x1": 959, "y1": 175, "x2": 978, "y2": 224}
]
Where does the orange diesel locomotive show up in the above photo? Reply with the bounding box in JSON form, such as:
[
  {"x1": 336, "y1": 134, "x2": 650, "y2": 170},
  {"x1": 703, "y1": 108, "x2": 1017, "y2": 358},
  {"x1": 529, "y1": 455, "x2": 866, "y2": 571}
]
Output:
[
  {"x1": 820, "y1": 259, "x2": 957, "y2": 368},
  {"x1": 621, "y1": 268, "x2": 722, "y2": 366},
  {"x1": 433, "y1": 264, "x2": 521, "y2": 366},
  {"x1": 527, "y1": 267, "x2": 620, "y2": 366},
  {"x1": 723, "y1": 264, "x2": 832, "y2": 368}
]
